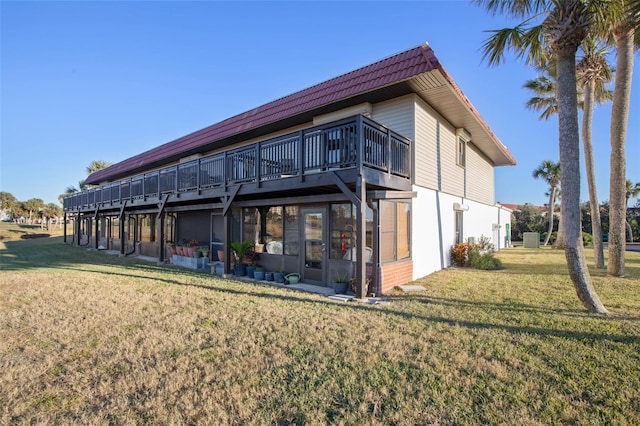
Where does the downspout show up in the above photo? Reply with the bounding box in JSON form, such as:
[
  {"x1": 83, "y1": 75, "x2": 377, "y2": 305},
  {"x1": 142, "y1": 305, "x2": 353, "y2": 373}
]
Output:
[
  {"x1": 124, "y1": 215, "x2": 137, "y2": 256},
  {"x1": 367, "y1": 198, "x2": 381, "y2": 297},
  {"x1": 94, "y1": 208, "x2": 100, "y2": 249},
  {"x1": 79, "y1": 215, "x2": 91, "y2": 247},
  {"x1": 63, "y1": 212, "x2": 68, "y2": 243}
]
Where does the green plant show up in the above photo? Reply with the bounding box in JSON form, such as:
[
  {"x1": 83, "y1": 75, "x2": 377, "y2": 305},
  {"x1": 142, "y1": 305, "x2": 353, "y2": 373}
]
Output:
[
  {"x1": 468, "y1": 246, "x2": 503, "y2": 270},
  {"x1": 333, "y1": 271, "x2": 350, "y2": 283},
  {"x1": 230, "y1": 240, "x2": 253, "y2": 263},
  {"x1": 582, "y1": 232, "x2": 594, "y2": 247},
  {"x1": 197, "y1": 246, "x2": 209, "y2": 253}
]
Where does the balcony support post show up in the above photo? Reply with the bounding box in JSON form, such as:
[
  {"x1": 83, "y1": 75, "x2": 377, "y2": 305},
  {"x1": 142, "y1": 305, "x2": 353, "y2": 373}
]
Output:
[
  {"x1": 94, "y1": 207, "x2": 100, "y2": 249},
  {"x1": 356, "y1": 175, "x2": 367, "y2": 299},
  {"x1": 119, "y1": 201, "x2": 127, "y2": 255}
]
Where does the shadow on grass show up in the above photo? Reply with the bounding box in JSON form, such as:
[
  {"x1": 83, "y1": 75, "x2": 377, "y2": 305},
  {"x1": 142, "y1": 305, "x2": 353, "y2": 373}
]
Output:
[
  {"x1": 4, "y1": 237, "x2": 639, "y2": 346},
  {"x1": 41, "y1": 261, "x2": 640, "y2": 347}
]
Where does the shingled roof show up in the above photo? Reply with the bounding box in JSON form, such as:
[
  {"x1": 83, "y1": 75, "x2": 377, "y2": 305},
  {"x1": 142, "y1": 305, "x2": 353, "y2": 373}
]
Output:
[{"x1": 85, "y1": 43, "x2": 514, "y2": 185}]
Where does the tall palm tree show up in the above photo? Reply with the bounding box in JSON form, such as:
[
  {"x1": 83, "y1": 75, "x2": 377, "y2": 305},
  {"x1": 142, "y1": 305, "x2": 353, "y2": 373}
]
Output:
[
  {"x1": 602, "y1": 0, "x2": 638, "y2": 276},
  {"x1": 626, "y1": 180, "x2": 640, "y2": 241},
  {"x1": 477, "y1": 0, "x2": 608, "y2": 313},
  {"x1": 533, "y1": 160, "x2": 561, "y2": 246},
  {"x1": 577, "y1": 37, "x2": 614, "y2": 268},
  {"x1": 523, "y1": 50, "x2": 611, "y2": 265}
]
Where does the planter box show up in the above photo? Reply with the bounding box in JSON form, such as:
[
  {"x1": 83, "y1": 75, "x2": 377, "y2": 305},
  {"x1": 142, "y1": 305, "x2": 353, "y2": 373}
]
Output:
[{"x1": 171, "y1": 255, "x2": 209, "y2": 270}]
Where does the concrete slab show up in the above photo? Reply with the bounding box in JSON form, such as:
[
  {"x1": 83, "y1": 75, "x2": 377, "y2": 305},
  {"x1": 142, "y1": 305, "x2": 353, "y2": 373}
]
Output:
[
  {"x1": 397, "y1": 285, "x2": 426, "y2": 292},
  {"x1": 328, "y1": 294, "x2": 355, "y2": 302}
]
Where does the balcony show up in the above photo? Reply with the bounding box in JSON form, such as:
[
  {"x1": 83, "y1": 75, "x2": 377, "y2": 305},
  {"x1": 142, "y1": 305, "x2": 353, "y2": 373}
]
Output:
[{"x1": 64, "y1": 115, "x2": 411, "y2": 211}]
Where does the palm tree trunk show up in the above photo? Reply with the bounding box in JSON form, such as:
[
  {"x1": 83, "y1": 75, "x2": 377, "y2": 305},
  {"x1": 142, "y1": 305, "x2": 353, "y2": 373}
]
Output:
[
  {"x1": 581, "y1": 80, "x2": 605, "y2": 268},
  {"x1": 608, "y1": 26, "x2": 634, "y2": 277},
  {"x1": 543, "y1": 188, "x2": 556, "y2": 246},
  {"x1": 557, "y1": 49, "x2": 607, "y2": 313}
]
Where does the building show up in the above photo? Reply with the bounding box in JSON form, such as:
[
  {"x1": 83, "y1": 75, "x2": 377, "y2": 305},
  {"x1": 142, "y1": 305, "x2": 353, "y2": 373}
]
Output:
[{"x1": 63, "y1": 43, "x2": 516, "y2": 297}]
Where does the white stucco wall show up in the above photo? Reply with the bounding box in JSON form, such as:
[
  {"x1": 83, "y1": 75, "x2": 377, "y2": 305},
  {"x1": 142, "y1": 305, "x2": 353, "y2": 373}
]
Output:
[{"x1": 411, "y1": 186, "x2": 513, "y2": 281}]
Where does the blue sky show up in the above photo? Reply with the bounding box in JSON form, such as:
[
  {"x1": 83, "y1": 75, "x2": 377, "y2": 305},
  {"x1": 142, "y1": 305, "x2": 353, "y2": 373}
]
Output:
[{"x1": 1, "y1": 1, "x2": 638, "y2": 207}]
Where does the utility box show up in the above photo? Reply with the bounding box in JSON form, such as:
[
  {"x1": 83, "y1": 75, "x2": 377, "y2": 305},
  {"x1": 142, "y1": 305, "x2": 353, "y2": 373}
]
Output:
[{"x1": 523, "y1": 232, "x2": 540, "y2": 248}]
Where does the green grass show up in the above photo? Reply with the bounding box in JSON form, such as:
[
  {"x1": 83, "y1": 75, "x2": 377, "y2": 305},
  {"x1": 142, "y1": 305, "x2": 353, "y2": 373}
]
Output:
[{"x1": 1, "y1": 227, "x2": 639, "y2": 425}]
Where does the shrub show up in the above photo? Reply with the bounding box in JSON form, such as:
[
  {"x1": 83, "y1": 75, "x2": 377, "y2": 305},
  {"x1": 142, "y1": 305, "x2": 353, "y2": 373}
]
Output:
[
  {"x1": 582, "y1": 232, "x2": 594, "y2": 247},
  {"x1": 475, "y1": 235, "x2": 496, "y2": 254},
  {"x1": 450, "y1": 243, "x2": 468, "y2": 266},
  {"x1": 468, "y1": 246, "x2": 503, "y2": 270}
]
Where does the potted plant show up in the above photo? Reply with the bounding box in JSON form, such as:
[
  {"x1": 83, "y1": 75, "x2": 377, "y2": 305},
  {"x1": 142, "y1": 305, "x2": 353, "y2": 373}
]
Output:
[
  {"x1": 254, "y1": 266, "x2": 265, "y2": 280},
  {"x1": 197, "y1": 246, "x2": 209, "y2": 259},
  {"x1": 231, "y1": 240, "x2": 253, "y2": 276},
  {"x1": 273, "y1": 265, "x2": 285, "y2": 283},
  {"x1": 265, "y1": 271, "x2": 274, "y2": 281},
  {"x1": 332, "y1": 271, "x2": 350, "y2": 294},
  {"x1": 176, "y1": 239, "x2": 187, "y2": 256}
]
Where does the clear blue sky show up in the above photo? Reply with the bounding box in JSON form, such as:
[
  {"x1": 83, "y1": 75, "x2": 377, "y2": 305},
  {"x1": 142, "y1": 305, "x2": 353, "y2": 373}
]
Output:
[{"x1": 1, "y1": 1, "x2": 638, "y2": 207}]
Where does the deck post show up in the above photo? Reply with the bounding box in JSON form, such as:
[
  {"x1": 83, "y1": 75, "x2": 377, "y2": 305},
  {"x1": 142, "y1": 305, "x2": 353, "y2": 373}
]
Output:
[{"x1": 356, "y1": 175, "x2": 367, "y2": 299}]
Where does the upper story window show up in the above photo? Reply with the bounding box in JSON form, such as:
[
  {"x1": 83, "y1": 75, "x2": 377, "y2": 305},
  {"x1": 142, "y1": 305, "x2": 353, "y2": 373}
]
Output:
[{"x1": 456, "y1": 128, "x2": 471, "y2": 168}]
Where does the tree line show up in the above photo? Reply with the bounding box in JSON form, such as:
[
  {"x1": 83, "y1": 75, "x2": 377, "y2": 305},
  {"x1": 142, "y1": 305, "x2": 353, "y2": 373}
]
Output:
[
  {"x1": 511, "y1": 199, "x2": 640, "y2": 243},
  {"x1": 0, "y1": 192, "x2": 63, "y2": 227}
]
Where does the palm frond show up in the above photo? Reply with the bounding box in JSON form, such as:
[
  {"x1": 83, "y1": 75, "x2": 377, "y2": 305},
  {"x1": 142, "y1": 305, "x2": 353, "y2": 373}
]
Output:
[{"x1": 474, "y1": 0, "x2": 551, "y2": 18}]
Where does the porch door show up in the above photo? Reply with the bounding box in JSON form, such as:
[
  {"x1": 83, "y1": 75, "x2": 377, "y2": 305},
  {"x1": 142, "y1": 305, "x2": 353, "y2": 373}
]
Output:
[{"x1": 300, "y1": 207, "x2": 327, "y2": 283}]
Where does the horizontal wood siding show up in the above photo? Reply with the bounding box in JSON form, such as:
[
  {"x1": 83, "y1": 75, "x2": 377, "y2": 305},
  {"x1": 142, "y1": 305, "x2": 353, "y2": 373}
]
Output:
[
  {"x1": 371, "y1": 95, "x2": 416, "y2": 143},
  {"x1": 414, "y1": 98, "x2": 439, "y2": 189},
  {"x1": 439, "y1": 124, "x2": 464, "y2": 196},
  {"x1": 465, "y1": 143, "x2": 495, "y2": 204}
]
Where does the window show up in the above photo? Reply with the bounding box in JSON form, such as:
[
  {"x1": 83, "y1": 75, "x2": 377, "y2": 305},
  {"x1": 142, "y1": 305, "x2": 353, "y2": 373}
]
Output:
[
  {"x1": 243, "y1": 208, "x2": 259, "y2": 244},
  {"x1": 331, "y1": 203, "x2": 355, "y2": 260},
  {"x1": 284, "y1": 206, "x2": 299, "y2": 255},
  {"x1": 457, "y1": 137, "x2": 466, "y2": 167},
  {"x1": 380, "y1": 200, "x2": 411, "y2": 263},
  {"x1": 455, "y1": 211, "x2": 463, "y2": 244},
  {"x1": 329, "y1": 203, "x2": 374, "y2": 261}
]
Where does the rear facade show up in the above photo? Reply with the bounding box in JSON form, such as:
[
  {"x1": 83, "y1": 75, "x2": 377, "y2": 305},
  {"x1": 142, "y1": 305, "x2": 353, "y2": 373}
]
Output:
[{"x1": 63, "y1": 43, "x2": 515, "y2": 297}]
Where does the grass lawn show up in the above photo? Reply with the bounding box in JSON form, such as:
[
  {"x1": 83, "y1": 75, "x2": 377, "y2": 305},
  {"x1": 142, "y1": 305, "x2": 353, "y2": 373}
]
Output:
[{"x1": 1, "y1": 225, "x2": 639, "y2": 425}]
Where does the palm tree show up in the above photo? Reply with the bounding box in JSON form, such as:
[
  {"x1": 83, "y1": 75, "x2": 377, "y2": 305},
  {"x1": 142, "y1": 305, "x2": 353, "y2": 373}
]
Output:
[
  {"x1": 86, "y1": 160, "x2": 112, "y2": 175},
  {"x1": 533, "y1": 160, "x2": 561, "y2": 246},
  {"x1": 577, "y1": 37, "x2": 614, "y2": 268},
  {"x1": 626, "y1": 180, "x2": 640, "y2": 241},
  {"x1": 477, "y1": 0, "x2": 608, "y2": 313},
  {"x1": 602, "y1": 0, "x2": 638, "y2": 276},
  {"x1": 523, "y1": 49, "x2": 611, "y2": 265}
]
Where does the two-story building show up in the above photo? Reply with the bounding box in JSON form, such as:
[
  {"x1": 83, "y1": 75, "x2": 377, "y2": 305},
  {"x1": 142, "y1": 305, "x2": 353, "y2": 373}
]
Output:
[{"x1": 63, "y1": 43, "x2": 515, "y2": 297}]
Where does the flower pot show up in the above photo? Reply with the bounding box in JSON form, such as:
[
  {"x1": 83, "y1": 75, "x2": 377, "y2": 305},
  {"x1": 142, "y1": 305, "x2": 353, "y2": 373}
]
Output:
[
  {"x1": 274, "y1": 272, "x2": 285, "y2": 283},
  {"x1": 333, "y1": 281, "x2": 349, "y2": 294},
  {"x1": 265, "y1": 272, "x2": 274, "y2": 281},
  {"x1": 234, "y1": 264, "x2": 246, "y2": 276},
  {"x1": 177, "y1": 246, "x2": 185, "y2": 256},
  {"x1": 254, "y1": 270, "x2": 265, "y2": 280},
  {"x1": 194, "y1": 250, "x2": 202, "y2": 258},
  {"x1": 246, "y1": 265, "x2": 256, "y2": 278},
  {"x1": 217, "y1": 250, "x2": 225, "y2": 262}
]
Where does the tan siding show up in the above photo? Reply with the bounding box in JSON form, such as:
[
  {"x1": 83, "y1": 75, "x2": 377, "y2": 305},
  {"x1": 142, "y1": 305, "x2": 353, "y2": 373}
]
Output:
[
  {"x1": 371, "y1": 95, "x2": 416, "y2": 141},
  {"x1": 439, "y1": 125, "x2": 464, "y2": 196},
  {"x1": 414, "y1": 98, "x2": 439, "y2": 189},
  {"x1": 466, "y1": 143, "x2": 495, "y2": 204}
]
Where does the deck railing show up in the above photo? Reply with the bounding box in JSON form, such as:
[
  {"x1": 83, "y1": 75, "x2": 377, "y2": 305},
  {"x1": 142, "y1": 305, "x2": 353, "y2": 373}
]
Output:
[{"x1": 64, "y1": 115, "x2": 411, "y2": 211}]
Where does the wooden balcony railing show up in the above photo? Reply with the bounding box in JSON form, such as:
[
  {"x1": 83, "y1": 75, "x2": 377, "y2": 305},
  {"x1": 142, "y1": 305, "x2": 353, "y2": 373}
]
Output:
[{"x1": 64, "y1": 115, "x2": 411, "y2": 211}]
